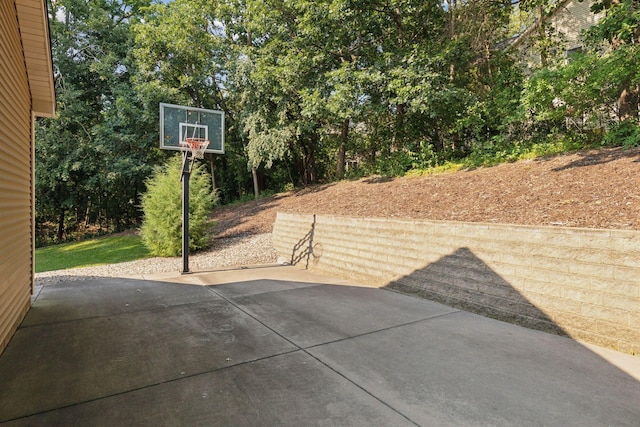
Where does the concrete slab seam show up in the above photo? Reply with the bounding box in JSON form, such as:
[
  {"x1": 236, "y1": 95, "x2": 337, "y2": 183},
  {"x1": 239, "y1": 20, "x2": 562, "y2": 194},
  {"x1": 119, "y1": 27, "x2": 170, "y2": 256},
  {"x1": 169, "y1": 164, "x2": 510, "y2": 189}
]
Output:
[
  {"x1": 204, "y1": 286, "x2": 451, "y2": 427},
  {"x1": 0, "y1": 349, "x2": 302, "y2": 424},
  {"x1": 17, "y1": 298, "x2": 218, "y2": 330},
  {"x1": 214, "y1": 282, "x2": 328, "y2": 298},
  {"x1": 303, "y1": 309, "x2": 462, "y2": 351}
]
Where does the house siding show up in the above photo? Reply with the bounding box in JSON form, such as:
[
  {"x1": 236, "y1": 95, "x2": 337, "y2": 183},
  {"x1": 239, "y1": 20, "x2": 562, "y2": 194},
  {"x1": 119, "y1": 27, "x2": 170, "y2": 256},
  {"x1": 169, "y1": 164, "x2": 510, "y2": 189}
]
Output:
[
  {"x1": 512, "y1": 0, "x2": 604, "y2": 68},
  {"x1": 551, "y1": 0, "x2": 602, "y2": 51},
  {"x1": 0, "y1": 0, "x2": 35, "y2": 354}
]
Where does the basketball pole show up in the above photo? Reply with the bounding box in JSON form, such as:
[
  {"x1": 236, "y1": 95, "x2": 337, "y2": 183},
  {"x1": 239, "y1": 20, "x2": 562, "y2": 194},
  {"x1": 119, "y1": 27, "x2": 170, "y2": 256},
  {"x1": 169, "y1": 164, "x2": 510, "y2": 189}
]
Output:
[
  {"x1": 159, "y1": 103, "x2": 223, "y2": 274},
  {"x1": 181, "y1": 151, "x2": 191, "y2": 274}
]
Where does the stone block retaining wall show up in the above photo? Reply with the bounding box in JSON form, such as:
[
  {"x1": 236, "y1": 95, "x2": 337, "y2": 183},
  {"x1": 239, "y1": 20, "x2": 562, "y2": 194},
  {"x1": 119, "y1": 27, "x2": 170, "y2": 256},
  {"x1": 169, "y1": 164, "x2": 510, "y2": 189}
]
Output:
[{"x1": 272, "y1": 212, "x2": 640, "y2": 354}]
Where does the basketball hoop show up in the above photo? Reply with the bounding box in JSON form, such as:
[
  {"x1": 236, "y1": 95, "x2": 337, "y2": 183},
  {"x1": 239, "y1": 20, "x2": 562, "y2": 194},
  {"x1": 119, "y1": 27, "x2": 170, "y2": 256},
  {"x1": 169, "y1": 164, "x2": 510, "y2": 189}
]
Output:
[{"x1": 180, "y1": 137, "x2": 210, "y2": 159}]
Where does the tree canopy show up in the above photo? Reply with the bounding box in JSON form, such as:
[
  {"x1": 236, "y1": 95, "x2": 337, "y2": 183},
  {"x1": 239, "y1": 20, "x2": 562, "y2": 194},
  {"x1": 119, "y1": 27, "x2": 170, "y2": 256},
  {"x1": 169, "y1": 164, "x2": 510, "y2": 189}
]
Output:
[{"x1": 36, "y1": 0, "x2": 640, "y2": 244}]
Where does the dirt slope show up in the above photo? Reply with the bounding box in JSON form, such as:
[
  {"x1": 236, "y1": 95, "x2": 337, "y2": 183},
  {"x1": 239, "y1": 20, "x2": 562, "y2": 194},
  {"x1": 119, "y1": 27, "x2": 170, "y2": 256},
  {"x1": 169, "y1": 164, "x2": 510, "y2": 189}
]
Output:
[{"x1": 212, "y1": 147, "x2": 640, "y2": 238}]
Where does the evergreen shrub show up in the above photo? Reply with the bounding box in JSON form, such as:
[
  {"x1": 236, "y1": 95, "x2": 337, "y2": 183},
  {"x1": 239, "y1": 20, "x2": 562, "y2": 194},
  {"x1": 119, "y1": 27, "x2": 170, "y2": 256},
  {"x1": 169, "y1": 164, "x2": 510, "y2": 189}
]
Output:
[{"x1": 140, "y1": 156, "x2": 218, "y2": 256}]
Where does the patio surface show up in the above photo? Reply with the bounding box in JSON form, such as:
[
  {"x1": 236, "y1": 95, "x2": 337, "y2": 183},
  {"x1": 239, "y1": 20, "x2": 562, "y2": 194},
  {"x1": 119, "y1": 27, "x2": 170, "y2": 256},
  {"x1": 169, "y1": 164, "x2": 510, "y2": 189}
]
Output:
[{"x1": 0, "y1": 265, "x2": 639, "y2": 426}]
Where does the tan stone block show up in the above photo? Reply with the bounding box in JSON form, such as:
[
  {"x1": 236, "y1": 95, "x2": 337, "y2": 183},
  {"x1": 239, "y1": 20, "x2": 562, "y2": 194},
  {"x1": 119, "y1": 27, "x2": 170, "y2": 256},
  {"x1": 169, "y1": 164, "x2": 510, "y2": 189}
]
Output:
[
  {"x1": 544, "y1": 231, "x2": 613, "y2": 250},
  {"x1": 360, "y1": 247, "x2": 386, "y2": 262},
  {"x1": 477, "y1": 283, "x2": 523, "y2": 301},
  {"x1": 395, "y1": 274, "x2": 425, "y2": 289},
  {"x1": 484, "y1": 260, "x2": 518, "y2": 278},
  {"x1": 523, "y1": 279, "x2": 562, "y2": 297},
  {"x1": 572, "y1": 247, "x2": 640, "y2": 268},
  {"x1": 492, "y1": 251, "x2": 533, "y2": 267},
  {"x1": 525, "y1": 292, "x2": 582, "y2": 315},
  {"x1": 424, "y1": 234, "x2": 463, "y2": 248},
  {"x1": 602, "y1": 294, "x2": 640, "y2": 313},
  {"x1": 522, "y1": 256, "x2": 566, "y2": 273},
  {"x1": 569, "y1": 262, "x2": 614, "y2": 280},
  {"x1": 561, "y1": 287, "x2": 604, "y2": 305},
  {"x1": 550, "y1": 310, "x2": 597, "y2": 331},
  {"x1": 616, "y1": 341, "x2": 640, "y2": 356},
  {"x1": 516, "y1": 265, "x2": 570, "y2": 285},
  {"x1": 533, "y1": 243, "x2": 578, "y2": 260},
  {"x1": 590, "y1": 280, "x2": 639, "y2": 298},
  {"x1": 461, "y1": 263, "x2": 493, "y2": 282},
  {"x1": 502, "y1": 275, "x2": 527, "y2": 292},
  {"x1": 548, "y1": 295, "x2": 584, "y2": 315},
  {"x1": 621, "y1": 234, "x2": 640, "y2": 253},
  {"x1": 564, "y1": 327, "x2": 620, "y2": 351},
  {"x1": 400, "y1": 256, "x2": 425, "y2": 270},
  {"x1": 595, "y1": 320, "x2": 640, "y2": 343},
  {"x1": 581, "y1": 303, "x2": 629, "y2": 325},
  {"x1": 461, "y1": 226, "x2": 504, "y2": 242},
  {"x1": 391, "y1": 261, "x2": 414, "y2": 277},
  {"x1": 475, "y1": 239, "x2": 520, "y2": 255},
  {"x1": 628, "y1": 312, "x2": 640, "y2": 330},
  {"x1": 393, "y1": 239, "x2": 426, "y2": 254},
  {"x1": 614, "y1": 266, "x2": 640, "y2": 284},
  {"x1": 449, "y1": 275, "x2": 479, "y2": 292}
]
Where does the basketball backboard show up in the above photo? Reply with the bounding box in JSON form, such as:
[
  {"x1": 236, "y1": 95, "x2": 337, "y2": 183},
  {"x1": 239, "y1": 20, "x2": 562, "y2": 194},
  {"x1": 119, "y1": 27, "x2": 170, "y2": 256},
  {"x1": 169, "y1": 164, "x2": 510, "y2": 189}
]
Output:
[{"x1": 160, "y1": 103, "x2": 224, "y2": 154}]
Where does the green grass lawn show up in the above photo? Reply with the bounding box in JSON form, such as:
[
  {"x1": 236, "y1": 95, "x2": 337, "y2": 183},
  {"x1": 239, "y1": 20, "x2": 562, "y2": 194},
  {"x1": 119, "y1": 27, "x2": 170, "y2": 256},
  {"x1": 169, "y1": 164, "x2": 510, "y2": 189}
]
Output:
[{"x1": 35, "y1": 235, "x2": 151, "y2": 273}]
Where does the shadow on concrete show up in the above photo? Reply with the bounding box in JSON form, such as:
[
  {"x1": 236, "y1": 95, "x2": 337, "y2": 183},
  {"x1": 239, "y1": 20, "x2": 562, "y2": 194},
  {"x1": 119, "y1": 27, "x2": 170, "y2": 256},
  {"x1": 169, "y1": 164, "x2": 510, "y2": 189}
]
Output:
[
  {"x1": 386, "y1": 247, "x2": 567, "y2": 337},
  {"x1": 551, "y1": 146, "x2": 640, "y2": 171},
  {"x1": 0, "y1": 271, "x2": 638, "y2": 425}
]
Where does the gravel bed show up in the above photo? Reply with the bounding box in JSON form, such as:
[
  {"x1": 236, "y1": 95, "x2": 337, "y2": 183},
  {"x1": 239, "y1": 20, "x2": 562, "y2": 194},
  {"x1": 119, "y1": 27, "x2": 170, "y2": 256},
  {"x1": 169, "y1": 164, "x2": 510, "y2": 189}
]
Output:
[{"x1": 35, "y1": 233, "x2": 278, "y2": 287}]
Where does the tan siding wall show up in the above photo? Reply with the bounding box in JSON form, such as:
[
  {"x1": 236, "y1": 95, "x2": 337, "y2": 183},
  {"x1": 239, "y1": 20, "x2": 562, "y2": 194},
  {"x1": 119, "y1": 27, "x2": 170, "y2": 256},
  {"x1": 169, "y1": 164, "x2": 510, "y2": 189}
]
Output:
[
  {"x1": 552, "y1": 0, "x2": 602, "y2": 51},
  {"x1": 273, "y1": 213, "x2": 640, "y2": 355},
  {"x1": 514, "y1": 0, "x2": 604, "y2": 68},
  {"x1": 0, "y1": 1, "x2": 34, "y2": 354}
]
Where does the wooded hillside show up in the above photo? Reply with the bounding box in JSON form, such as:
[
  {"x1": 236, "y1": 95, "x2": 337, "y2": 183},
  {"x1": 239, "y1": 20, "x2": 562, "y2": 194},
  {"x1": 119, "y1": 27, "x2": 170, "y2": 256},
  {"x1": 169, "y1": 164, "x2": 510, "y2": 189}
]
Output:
[
  {"x1": 36, "y1": 0, "x2": 640, "y2": 244},
  {"x1": 212, "y1": 147, "x2": 640, "y2": 237}
]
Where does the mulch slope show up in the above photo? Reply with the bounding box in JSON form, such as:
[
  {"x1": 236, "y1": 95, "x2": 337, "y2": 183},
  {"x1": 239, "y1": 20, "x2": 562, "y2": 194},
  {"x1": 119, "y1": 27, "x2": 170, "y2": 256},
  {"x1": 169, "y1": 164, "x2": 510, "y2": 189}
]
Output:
[{"x1": 212, "y1": 147, "x2": 640, "y2": 238}]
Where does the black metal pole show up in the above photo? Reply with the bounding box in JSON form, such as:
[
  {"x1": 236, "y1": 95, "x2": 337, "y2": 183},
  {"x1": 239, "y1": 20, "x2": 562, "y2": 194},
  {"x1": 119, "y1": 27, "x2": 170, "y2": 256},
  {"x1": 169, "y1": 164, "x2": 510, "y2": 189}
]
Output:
[{"x1": 182, "y1": 155, "x2": 191, "y2": 274}]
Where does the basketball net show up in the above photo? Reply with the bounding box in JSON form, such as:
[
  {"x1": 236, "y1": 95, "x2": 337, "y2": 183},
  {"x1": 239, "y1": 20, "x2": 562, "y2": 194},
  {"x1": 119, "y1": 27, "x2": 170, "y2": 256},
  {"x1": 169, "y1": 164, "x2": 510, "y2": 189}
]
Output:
[
  {"x1": 179, "y1": 122, "x2": 210, "y2": 159},
  {"x1": 180, "y1": 137, "x2": 210, "y2": 159}
]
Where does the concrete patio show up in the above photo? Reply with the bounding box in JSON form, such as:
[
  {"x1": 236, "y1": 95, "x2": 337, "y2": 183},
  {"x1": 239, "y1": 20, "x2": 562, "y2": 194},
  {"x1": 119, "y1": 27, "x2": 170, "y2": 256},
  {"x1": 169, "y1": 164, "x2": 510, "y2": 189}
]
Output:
[{"x1": 0, "y1": 265, "x2": 639, "y2": 426}]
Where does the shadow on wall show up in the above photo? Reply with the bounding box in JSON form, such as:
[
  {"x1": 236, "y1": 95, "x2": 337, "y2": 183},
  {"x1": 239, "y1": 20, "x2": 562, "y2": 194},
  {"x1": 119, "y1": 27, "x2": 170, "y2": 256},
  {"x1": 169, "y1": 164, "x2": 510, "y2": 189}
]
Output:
[
  {"x1": 289, "y1": 215, "x2": 316, "y2": 269},
  {"x1": 385, "y1": 247, "x2": 568, "y2": 337},
  {"x1": 286, "y1": 224, "x2": 568, "y2": 338}
]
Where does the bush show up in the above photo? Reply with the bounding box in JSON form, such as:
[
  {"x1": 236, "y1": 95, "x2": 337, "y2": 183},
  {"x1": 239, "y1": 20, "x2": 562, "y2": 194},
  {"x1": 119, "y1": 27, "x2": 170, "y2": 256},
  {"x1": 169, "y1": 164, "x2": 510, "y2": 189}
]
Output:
[
  {"x1": 375, "y1": 150, "x2": 413, "y2": 177},
  {"x1": 140, "y1": 156, "x2": 218, "y2": 256},
  {"x1": 602, "y1": 120, "x2": 640, "y2": 148}
]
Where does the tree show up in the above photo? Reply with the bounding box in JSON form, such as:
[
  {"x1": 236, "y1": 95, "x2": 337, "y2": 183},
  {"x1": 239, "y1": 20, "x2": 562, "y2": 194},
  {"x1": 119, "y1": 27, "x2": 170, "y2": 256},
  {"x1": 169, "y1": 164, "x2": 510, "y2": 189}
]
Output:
[
  {"x1": 36, "y1": 0, "x2": 154, "y2": 243},
  {"x1": 587, "y1": 0, "x2": 640, "y2": 121},
  {"x1": 134, "y1": 0, "x2": 262, "y2": 199},
  {"x1": 521, "y1": 0, "x2": 640, "y2": 138}
]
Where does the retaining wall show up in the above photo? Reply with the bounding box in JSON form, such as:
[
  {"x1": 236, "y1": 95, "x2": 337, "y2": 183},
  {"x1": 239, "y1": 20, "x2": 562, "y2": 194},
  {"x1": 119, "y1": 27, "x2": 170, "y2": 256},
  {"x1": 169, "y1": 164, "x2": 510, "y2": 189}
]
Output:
[{"x1": 272, "y1": 212, "x2": 640, "y2": 354}]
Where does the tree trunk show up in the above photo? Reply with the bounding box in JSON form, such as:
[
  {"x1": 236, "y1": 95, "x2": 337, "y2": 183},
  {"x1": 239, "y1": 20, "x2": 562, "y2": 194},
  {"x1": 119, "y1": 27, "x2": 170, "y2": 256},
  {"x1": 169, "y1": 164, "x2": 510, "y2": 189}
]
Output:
[
  {"x1": 301, "y1": 136, "x2": 317, "y2": 185},
  {"x1": 251, "y1": 166, "x2": 259, "y2": 199},
  {"x1": 336, "y1": 119, "x2": 348, "y2": 179},
  {"x1": 84, "y1": 200, "x2": 91, "y2": 227},
  {"x1": 448, "y1": 0, "x2": 456, "y2": 82},
  {"x1": 208, "y1": 155, "x2": 217, "y2": 191},
  {"x1": 617, "y1": 85, "x2": 639, "y2": 121},
  {"x1": 538, "y1": 5, "x2": 547, "y2": 67},
  {"x1": 308, "y1": 134, "x2": 318, "y2": 184},
  {"x1": 56, "y1": 208, "x2": 65, "y2": 242},
  {"x1": 392, "y1": 103, "x2": 406, "y2": 150}
]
